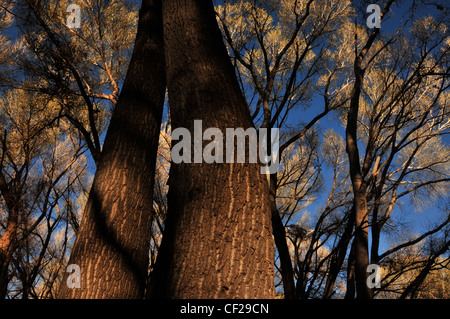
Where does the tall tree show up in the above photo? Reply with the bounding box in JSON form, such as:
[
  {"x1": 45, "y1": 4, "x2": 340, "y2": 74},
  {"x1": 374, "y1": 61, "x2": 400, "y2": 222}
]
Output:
[
  {"x1": 217, "y1": 0, "x2": 353, "y2": 298},
  {"x1": 345, "y1": 0, "x2": 396, "y2": 299},
  {"x1": 57, "y1": 0, "x2": 165, "y2": 298},
  {"x1": 148, "y1": 0, "x2": 275, "y2": 298}
]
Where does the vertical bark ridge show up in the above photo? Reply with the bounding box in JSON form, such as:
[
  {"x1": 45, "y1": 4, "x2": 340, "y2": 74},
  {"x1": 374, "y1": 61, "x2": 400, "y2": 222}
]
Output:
[
  {"x1": 147, "y1": 0, "x2": 274, "y2": 299},
  {"x1": 57, "y1": 0, "x2": 165, "y2": 299}
]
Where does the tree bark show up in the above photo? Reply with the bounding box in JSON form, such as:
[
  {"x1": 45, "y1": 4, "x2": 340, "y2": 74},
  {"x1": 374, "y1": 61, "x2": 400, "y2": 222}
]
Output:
[
  {"x1": 147, "y1": 0, "x2": 275, "y2": 299},
  {"x1": 57, "y1": 0, "x2": 165, "y2": 299}
]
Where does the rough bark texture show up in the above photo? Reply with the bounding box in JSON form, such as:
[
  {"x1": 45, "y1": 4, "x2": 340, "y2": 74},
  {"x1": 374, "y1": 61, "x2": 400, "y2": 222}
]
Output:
[
  {"x1": 57, "y1": 0, "x2": 165, "y2": 299},
  {"x1": 147, "y1": 0, "x2": 275, "y2": 299},
  {"x1": 352, "y1": 186, "x2": 371, "y2": 299}
]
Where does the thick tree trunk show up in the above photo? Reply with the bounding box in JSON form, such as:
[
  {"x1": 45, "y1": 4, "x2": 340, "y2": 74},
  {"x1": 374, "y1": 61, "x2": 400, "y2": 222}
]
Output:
[
  {"x1": 147, "y1": 0, "x2": 275, "y2": 299},
  {"x1": 57, "y1": 0, "x2": 165, "y2": 299}
]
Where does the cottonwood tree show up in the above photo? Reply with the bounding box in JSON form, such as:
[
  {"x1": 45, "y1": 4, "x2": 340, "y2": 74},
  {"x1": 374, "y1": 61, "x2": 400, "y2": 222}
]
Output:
[
  {"x1": 8, "y1": 132, "x2": 87, "y2": 298},
  {"x1": 289, "y1": 4, "x2": 450, "y2": 298},
  {"x1": 1, "y1": 6, "x2": 137, "y2": 294},
  {"x1": 342, "y1": 0, "x2": 449, "y2": 298},
  {"x1": 1, "y1": 0, "x2": 165, "y2": 299},
  {"x1": 378, "y1": 222, "x2": 450, "y2": 299},
  {"x1": 148, "y1": 0, "x2": 275, "y2": 298},
  {"x1": 57, "y1": 0, "x2": 166, "y2": 298},
  {"x1": 294, "y1": 130, "x2": 355, "y2": 299},
  {"x1": 219, "y1": 0, "x2": 449, "y2": 299},
  {"x1": 375, "y1": 215, "x2": 450, "y2": 299},
  {"x1": 274, "y1": 130, "x2": 325, "y2": 297}
]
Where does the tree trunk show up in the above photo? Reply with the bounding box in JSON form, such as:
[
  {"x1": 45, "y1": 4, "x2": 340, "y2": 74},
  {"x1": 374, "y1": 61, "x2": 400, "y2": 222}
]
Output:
[
  {"x1": 323, "y1": 206, "x2": 355, "y2": 299},
  {"x1": 344, "y1": 0, "x2": 395, "y2": 299},
  {"x1": 270, "y1": 174, "x2": 296, "y2": 299},
  {"x1": 57, "y1": 0, "x2": 165, "y2": 299},
  {"x1": 345, "y1": 58, "x2": 373, "y2": 299},
  {"x1": 371, "y1": 220, "x2": 382, "y2": 265},
  {"x1": 147, "y1": 0, "x2": 275, "y2": 299}
]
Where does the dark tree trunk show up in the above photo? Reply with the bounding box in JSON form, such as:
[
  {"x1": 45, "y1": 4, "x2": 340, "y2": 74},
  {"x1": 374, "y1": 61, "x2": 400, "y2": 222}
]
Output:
[
  {"x1": 352, "y1": 190, "x2": 371, "y2": 299},
  {"x1": 371, "y1": 220, "x2": 382, "y2": 265},
  {"x1": 344, "y1": 0, "x2": 394, "y2": 300},
  {"x1": 57, "y1": 0, "x2": 165, "y2": 299},
  {"x1": 323, "y1": 206, "x2": 355, "y2": 299},
  {"x1": 345, "y1": 58, "x2": 372, "y2": 299},
  {"x1": 270, "y1": 174, "x2": 296, "y2": 299},
  {"x1": 147, "y1": 0, "x2": 275, "y2": 299}
]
